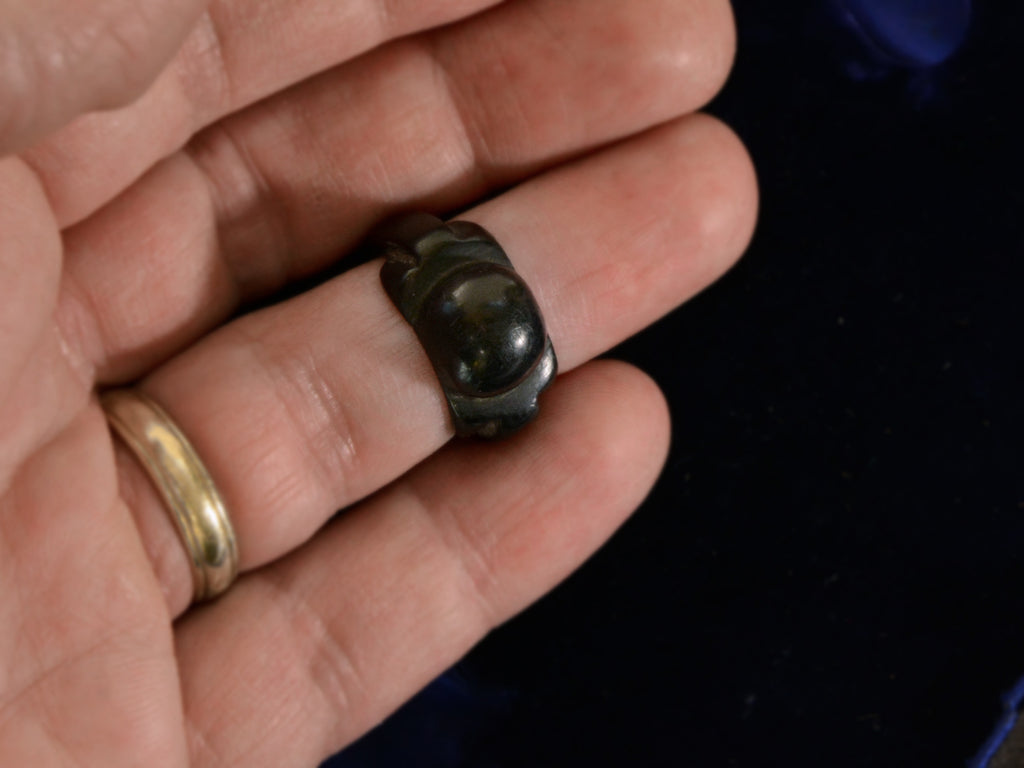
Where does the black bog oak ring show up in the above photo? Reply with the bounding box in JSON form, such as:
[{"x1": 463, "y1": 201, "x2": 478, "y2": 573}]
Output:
[{"x1": 375, "y1": 212, "x2": 557, "y2": 439}]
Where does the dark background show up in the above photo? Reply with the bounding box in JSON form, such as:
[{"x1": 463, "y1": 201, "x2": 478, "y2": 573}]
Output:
[{"x1": 329, "y1": 1, "x2": 1024, "y2": 765}]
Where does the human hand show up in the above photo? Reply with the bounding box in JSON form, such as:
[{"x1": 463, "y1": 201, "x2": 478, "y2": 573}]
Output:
[{"x1": 0, "y1": 0, "x2": 755, "y2": 764}]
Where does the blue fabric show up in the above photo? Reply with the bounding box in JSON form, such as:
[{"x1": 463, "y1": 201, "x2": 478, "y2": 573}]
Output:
[
  {"x1": 835, "y1": 0, "x2": 971, "y2": 66},
  {"x1": 969, "y1": 674, "x2": 1024, "y2": 768}
]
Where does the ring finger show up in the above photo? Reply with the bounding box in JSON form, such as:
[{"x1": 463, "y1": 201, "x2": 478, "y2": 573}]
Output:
[{"x1": 113, "y1": 112, "x2": 756, "y2": 615}]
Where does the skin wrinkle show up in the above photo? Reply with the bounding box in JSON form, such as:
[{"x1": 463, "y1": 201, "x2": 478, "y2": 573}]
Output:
[
  {"x1": 184, "y1": 122, "x2": 288, "y2": 301},
  {"x1": 0, "y1": 509, "x2": 173, "y2": 761},
  {"x1": 222, "y1": 427, "x2": 311, "y2": 542},
  {"x1": 0, "y1": 25, "x2": 33, "y2": 142},
  {"x1": 0, "y1": 500, "x2": 157, "y2": 728},
  {"x1": 258, "y1": 570, "x2": 367, "y2": 750},
  {"x1": 272, "y1": 85, "x2": 361, "y2": 246},
  {"x1": 370, "y1": 0, "x2": 397, "y2": 45},
  {"x1": 0, "y1": 0, "x2": 208, "y2": 152},
  {"x1": 185, "y1": 707, "x2": 228, "y2": 768},
  {"x1": 59, "y1": 155, "x2": 220, "y2": 375},
  {"x1": 336, "y1": 487, "x2": 496, "y2": 728},
  {"x1": 412, "y1": 371, "x2": 656, "y2": 613},
  {"x1": 294, "y1": 352, "x2": 362, "y2": 509},
  {"x1": 0, "y1": 159, "x2": 62, "y2": 397},
  {"x1": 427, "y1": 34, "x2": 496, "y2": 178},
  {"x1": 52, "y1": 309, "x2": 97, "y2": 399},
  {"x1": 33, "y1": 713, "x2": 84, "y2": 768},
  {"x1": 174, "y1": 9, "x2": 234, "y2": 131},
  {"x1": 407, "y1": 481, "x2": 504, "y2": 631},
  {"x1": 332, "y1": 485, "x2": 501, "y2": 749},
  {"x1": 184, "y1": 569, "x2": 370, "y2": 766},
  {"x1": 24, "y1": 646, "x2": 176, "y2": 767},
  {"x1": 459, "y1": 20, "x2": 533, "y2": 164},
  {"x1": 347, "y1": 48, "x2": 448, "y2": 204},
  {"x1": 0, "y1": 631, "x2": 110, "y2": 729},
  {"x1": 0, "y1": 510, "x2": 30, "y2": 705},
  {"x1": 518, "y1": 1, "x2": 581, "y2": 140},
  {"x1": 0, "y1": 339, "x2": 88, "y2": 495},
  {"x1": 78, "y1": 1, "x2": 155, "y2": 103},
  {"x1": 259, "y1": 333, "x2": 363, "y2": 526}
]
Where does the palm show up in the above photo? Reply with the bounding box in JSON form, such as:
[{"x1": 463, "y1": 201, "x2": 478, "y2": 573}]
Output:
[
  {"x1": 0, "y1": 1, "x2": 754, "y2": 765},
  {"x1": 0, "y1": 402, "x2": 182, "y2": 761}
]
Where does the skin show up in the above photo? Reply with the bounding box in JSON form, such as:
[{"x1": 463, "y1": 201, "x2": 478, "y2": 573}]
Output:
[{"x1": 0, "y1": 0, "x2": 757, "y2": 765}]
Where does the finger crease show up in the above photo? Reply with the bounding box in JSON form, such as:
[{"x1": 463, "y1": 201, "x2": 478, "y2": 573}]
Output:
[
  {"x1": 52, "y1": 274, "x2": 99, "y2": 392},
  {"x1": 245, "y1": 328, "x2": 362, "y2": 512},
  {"x1": 0, "y1": 25, "x2": 37, "y2": 143},
  {"x1": 260, "y1": 570, "x2": 368, "y2": 737},
  {"x1": 184, "y1": 706, "x2": 230, "y2": 767},
  {"x1": 422, "y1": 37, "x2": 493, "y2": 190},
  {"x1": 300, "y1": 356, "x2": 361, "y2": 504},
  {"x1": 185, "y1": 121, "x2": 290, "y2": 300},
  {"x1": 0, "y1": 627, "x2": 119, "y2": 726},
  {"x1": 175, "y1": 9, "x2": 234, "y2": 132},
  {"x1": 405, "y1": 481, "x2": 501, "y2": 632}
]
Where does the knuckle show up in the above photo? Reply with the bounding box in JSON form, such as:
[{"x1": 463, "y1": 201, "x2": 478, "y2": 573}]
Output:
[
  {"x1": 46, "y1": 2, "x2": 164, "y2": 107},
  {"x1": 264, "y1": 571, "x2": 368, "y2": 729},
  {"x1": 172, "y1": 9, "x2": 233, "y2": 128},
  {"x1": 261, "y1": 335, "x2": 364, "y2": 513},
  {"x1": 406, "y1": 483, "x2": 503, "y2": 632},
  {"x1": 186, "y1": 120, "x2": 291, "y2": 299},
  {"x1": 0, "y1": 0, "x2": 205, "y2": 148}
]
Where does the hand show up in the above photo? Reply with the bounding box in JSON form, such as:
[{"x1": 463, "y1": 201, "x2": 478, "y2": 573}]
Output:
[{"x1": 0, "y1": 0, "x2": 755, "y2": 764}]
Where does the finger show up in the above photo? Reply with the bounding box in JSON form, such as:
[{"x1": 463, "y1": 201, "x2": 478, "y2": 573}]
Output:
[
  {"x1": 0, "y1": 0, "x2": 207, "y2": 154},
  {"x1": 175, "y1": 361, "x2": 670, "y2": 767},
  {"x1": 58, "y1": 0, "x2": 737, "y2": 380},
  {"x1": 115, "y1": 114, "x2": 756, "y2": 614},
  {"x1": 0, "y1": 160, "x2": 61, "y2": 387},
  {"x1": 0, "y1": 159, "x2": 68, "y2": 484},
  {"x1": 22, "y1": 0, "x2": 506, "y2": 226}
]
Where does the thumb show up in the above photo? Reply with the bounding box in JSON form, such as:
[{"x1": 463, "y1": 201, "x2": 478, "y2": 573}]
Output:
[{"x1": 0, "y1": 0, "x2": 208, "y2": 154}]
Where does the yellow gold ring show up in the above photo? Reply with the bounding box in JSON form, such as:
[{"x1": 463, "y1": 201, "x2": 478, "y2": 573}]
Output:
[{"x1": 101, "y1": 389, "x2": 238, "y2": 603}]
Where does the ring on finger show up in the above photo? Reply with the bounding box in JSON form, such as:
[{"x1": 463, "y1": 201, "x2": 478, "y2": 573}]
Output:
[{"x1": 102, "y1": 389, "x2": 238, "y2": 603}]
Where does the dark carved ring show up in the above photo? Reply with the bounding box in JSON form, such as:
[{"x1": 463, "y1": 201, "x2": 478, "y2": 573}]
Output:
[{"x1": 374, "y1": 212, "x2": 557, "y2": 439}]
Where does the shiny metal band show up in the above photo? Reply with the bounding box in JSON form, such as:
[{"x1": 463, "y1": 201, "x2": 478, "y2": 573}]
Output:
[{"x1": 102, "y1": 389, "x2": 238, "y2": 602}]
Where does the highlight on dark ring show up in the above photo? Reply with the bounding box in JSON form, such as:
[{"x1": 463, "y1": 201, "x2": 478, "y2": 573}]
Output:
[{"x1": 373, "y1": 212, "x2": 557, "y2": 439}]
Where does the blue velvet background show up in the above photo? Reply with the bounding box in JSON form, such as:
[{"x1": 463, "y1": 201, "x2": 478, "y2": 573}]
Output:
[{"x1": 326, "y1": 1, "x2": 1024, "y2": 765}]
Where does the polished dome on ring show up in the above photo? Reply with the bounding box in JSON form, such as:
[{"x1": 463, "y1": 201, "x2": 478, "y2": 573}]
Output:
[{"x1": 374, "y1": 212, "x2": 557, "y2": 439}]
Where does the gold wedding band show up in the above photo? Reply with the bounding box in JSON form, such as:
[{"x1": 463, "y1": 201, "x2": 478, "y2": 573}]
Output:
[{"x1": 101, "y1": 389, "x2": 238, "y2": 603}]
